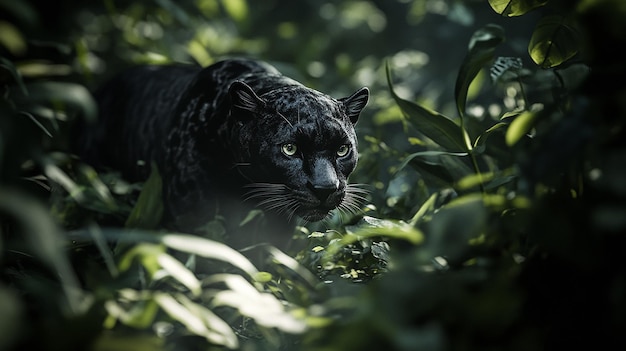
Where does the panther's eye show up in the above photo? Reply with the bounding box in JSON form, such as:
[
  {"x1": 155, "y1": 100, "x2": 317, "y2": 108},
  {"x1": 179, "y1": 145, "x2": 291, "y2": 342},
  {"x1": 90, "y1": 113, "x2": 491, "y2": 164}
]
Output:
[
  {"x1": 281, "y1": 143, "x2": 298, "y2": 156},
  {"x1": 337, "y1": 144, "x2": 350, "y2": 157}
]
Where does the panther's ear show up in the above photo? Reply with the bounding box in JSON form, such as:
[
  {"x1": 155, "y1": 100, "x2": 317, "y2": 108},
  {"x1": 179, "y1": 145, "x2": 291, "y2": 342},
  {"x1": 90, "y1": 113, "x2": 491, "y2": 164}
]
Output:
[
  {"x1": 229, "y1": 81, "x2": 265, "y2": 112},
  {"x1": 340, "y1": 87, "x2": 369, "y2": 124}
]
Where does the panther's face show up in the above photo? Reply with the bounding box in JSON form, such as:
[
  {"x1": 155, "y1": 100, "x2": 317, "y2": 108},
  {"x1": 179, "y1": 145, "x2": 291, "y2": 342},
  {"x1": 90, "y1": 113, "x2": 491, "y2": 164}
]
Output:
[{"x1": 229, "y1": 81, "x2": 369, "y2": 221}]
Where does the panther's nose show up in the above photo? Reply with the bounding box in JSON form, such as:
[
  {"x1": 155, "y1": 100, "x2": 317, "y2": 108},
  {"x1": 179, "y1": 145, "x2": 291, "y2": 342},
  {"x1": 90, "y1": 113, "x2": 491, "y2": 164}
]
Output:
[{"x1": 307, "y1": 182, "x2": 338, "y2": 202}]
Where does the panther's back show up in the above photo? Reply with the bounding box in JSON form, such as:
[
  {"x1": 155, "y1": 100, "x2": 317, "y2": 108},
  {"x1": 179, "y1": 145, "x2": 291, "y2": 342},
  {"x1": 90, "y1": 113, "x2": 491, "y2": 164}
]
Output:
[{"x1": 74, "y1": 65, "x2": 199, "y2": 180}]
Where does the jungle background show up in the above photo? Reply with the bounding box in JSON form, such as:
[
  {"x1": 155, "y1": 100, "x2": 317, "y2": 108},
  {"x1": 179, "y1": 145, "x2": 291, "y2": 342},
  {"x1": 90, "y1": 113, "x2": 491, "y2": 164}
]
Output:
[{"x1": 1, "y1": 0, "x2": 625, "y2": 350}]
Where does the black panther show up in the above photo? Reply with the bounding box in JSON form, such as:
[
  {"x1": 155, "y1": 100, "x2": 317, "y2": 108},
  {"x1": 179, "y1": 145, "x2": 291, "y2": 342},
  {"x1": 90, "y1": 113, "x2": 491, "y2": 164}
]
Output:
[{"x1": 75, "y1": 58, "x2": 369, "y2": 231}]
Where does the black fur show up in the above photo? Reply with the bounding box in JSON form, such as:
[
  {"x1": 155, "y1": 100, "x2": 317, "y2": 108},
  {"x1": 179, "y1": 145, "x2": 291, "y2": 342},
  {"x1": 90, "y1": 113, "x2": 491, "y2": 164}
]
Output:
[{"x1": 76, "y1": 59, "x2": 369, "y2": 230}]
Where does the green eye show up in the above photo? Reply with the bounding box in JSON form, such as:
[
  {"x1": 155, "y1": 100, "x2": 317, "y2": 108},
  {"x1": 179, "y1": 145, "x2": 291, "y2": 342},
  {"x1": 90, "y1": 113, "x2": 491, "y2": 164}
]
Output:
[
  {"x1": 281, "y1": 143, "x2": 298, "y2": 156},
  {"x1": 337, "y1": 144, "x2": 350, "y2": 157}
]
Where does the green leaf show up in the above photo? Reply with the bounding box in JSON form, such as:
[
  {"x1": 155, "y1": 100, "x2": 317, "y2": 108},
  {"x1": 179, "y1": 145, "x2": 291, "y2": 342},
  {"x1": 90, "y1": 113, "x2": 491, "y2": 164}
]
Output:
[
  {"x1": 239, "y1": 209, "x2": 264, "y2": 226},
  {"x1": 0, "y1": 187, "x2": 85, "y2": 314},
  {"x1": 407, "y1": 160, "x2": 456, "y2": 187},
  {"x1": 125, "y1": 163, "x2": 163, "y2": 229},
  {"x1": 76, "y1": 164, "x2": 119, "y2": 213},
  {"x1": 409, "y1": 193, "x2": 438, "y2": 226},
  {"x1": 505, "y1": 110, "x2": 539, "y2": 146},
  {"x1": 207, "y1": 274, "x2": 308, "y2": 333},
  {"x1": 106, "y1": 298, "x2": 160, "y2": 329},
  {"x1": 42, "y1": 159, "x2": 86, "y2": 204},
  {"x1": 20, "y1": 111, "x2": 52, "y2": 137},
  {"x1": 398, "y1": 150, "x2": 468, "y2": 172},
  {"x1": 473, "y1": 122, "x2": 509, "y2": 153},
  {"x1": 267, "y1": 247, "x2": 320, "y2": 288},
  {"x1": 0, "y1": 22, "x2": 26, "y2": 55},
  {"x1": 488, "y1": 0, "x2": 548, "y2": 17},
  {"x1": 154, "y1": 293, "x2": 229, "y2": 344},
  {"x1": 175, "y1": 294, "x2": 239, "y2": 349},
  {"x1": 400, "y1": 151, "x2": 473, "y2": 187},
  {"x1": 341, "y1": 216, "x2": 425, "y2": 246},
  {"x1": 254, "y1": 271, "x2": 273, "y2": 283},
  {"x1": 0, "y1": 1, "x2": 39, "y2": 26},
  {"x1": 117, "y1": 243, "x2": 165, "y2": 274},
  {"x1": 0, "y1": 56, "x2": 27, "y2": 95},
  {"x1": 155, "y1": 253, "x2": 202, "y2": 296},
  {"x1": 92, "y1": 332, "x2": 164, "y2": 351},
  {"x1": 220, "y1": 0, "x2": 248, "y2": 22},
  {"x1": 160, "y1": 234, "x2": 259, "y2": 277},
  {"x1": 386, "y1": 62, "x2": 468, "y2": 152},
  {"x1": 20, "y1": 81, "x2": 97, "y2": 121},
  {"x1": 456, "y1": 24, "x2": 505, "y2": 122},
  {"x1": 529, "y1": 15, "x2": 580, "y2": 68},
  {"x1": 423, "y1": 194, "x2": 487, "y2": 261},
  {"x1": 457, "y1": 172, "x2": 496, "y2": 190}
]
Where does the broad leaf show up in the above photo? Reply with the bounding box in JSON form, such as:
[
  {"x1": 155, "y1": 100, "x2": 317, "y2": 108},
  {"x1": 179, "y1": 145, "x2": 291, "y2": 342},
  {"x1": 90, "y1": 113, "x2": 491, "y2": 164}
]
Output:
[
  {"x1": 207, "y1": 274, "x2": 308, "y2": 334},
  {"x1": 176, "y1": 294, "x2": 239, "y2": 349},
  {"x1": 488, "y1": 0, "x2": 548, "y2": 17},
  {"x1": 105, "y1": 298, "x2": 160, "y2": 329},
  {"x1": 423, "y1": 194, "x2": 487, "y2": 262},
  {"x1": 155, "y1": 253, "x2": 202, "y2": 296},
  {"x1": 0, "y1": 56, "x2": 27, "y2": 95},
  {"x1": 529, "y1": 15, "x2": 579, "y2": 68},
  {"x1": 409, "y1": 193, "x2": 438, "y2": 226},
  {"x1": 267, "y1": 247, "x2": 320, "y2": 289},
  {"x1": 125, "y1": 163, "x2": 163, "y2": 229},
  {"x1": 341, "y1": 216, "x2": 425, "y2": 246},
  {"x1": 161, "y1": 234, "x2": 259, "y2": 277},
  {"x1": 398, "y1": 150, "x2": 468, "y2": 172},
  {"x1": 456, "y1": 171, "x2": 516, "y2": 191},
  {"x1": 154, "y1": 293, "x2": 227, "y2": 344},
  {"x1": 0, "y1": 187, "x2": 85, "y2": 314},
  {"x1": 506, "y1": 110, "x2": 538, "y2": 146},
  {"x1": 220, "y1": 0, "x2": 248, "y2": 22},
  {"x1": 20, "y1": 81, "x2": 97, "y2": 121},
  {"x1": 401, "y1": 151, "x2": 473, "y2": 187},
  {"x1": 386, "y1": 62, "x2": 468, "y2": 152},
  {"x1": 473, "y1": 122, "x2": 509, "y2": 153},
  {"x1": 117, "y1": 243, "x2": 164, "y2": 274},
  {"x1": 456, "y1": 24, "x2": 505, "y2": 122}
]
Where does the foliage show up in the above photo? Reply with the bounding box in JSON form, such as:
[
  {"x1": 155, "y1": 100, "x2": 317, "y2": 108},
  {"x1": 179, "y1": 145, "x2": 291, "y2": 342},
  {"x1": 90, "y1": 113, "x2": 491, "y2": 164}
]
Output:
[{"x1": 1, "y1": 0, "x2": 626, "y2": 351}]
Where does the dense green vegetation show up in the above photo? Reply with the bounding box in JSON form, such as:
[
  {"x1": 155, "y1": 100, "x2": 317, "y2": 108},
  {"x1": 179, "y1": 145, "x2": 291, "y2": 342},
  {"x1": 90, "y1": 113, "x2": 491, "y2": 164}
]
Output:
[{"x1": 1, "y1": 0, "x2": 625, "y2": 350}]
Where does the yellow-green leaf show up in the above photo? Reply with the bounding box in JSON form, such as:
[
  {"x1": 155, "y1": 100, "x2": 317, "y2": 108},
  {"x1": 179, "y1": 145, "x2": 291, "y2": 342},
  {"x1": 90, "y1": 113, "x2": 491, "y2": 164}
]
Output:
[
  {"x1": 220, "y1": 0, "x2": 248, "y2": 22},
  {"x1": 488, "y1": 0, "x2": 548, "y2": 17},
  {"x1": 161, "y1": 234, "x2": 259, "y2": 277},
  {"x1": 506, "y1": 110, "x2": 538, "y2": 146},
  {"x1": 529, "y1": 15, "x2": 579, "y2": 68},
  {"x1": 156, "y1": 253, "x2": 202, "y2": 296},
  {"x1": 254, "y1": 271, "x2": 273, "y2": 283},
  {"x1": 0, "y1": 21, "x2": 26, "y2": 55}
]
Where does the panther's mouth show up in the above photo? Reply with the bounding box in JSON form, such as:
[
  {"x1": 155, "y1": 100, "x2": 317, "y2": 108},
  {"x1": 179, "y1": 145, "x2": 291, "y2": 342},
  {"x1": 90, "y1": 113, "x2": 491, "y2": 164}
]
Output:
[
  {"x1": 244, "y1": 183, "x2": 369, "y2": 223},
  {"x1": 300, "y1": 208, "x2": 333, "y2": 222}
]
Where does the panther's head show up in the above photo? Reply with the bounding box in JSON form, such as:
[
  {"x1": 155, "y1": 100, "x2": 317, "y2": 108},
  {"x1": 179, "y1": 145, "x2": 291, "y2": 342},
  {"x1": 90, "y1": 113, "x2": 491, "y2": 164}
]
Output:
[{"x1": 228, "y1": 81, "x2": 369, "y2": 222}]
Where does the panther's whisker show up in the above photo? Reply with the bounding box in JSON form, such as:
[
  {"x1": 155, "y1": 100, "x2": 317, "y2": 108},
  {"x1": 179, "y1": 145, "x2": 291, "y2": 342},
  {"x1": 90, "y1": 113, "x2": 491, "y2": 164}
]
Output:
[
  {"x1": 263, "y1": 199, "x2": 293, "y2": 212},
  {"x1": 346, "y1": 189, "x2": 371, "y2": 197},
  {"x1": 343, "y1": 201, "x2": 363, "y2": 215},
  {"x1": 337, "y1": 202, "x2": 356, "y2": 216},
  {"x1": 345, "y1": 194, "x2": 369, "y2": 203},
  {"x1": 277, "y1": 111, "x2": 293, "y2": 127},
  {"x1": 346, "y1": 184, "x2": 371, "y2": 194},
  {"x1": 242, "y1": 183, "x2": 290, "y2": 202},
  {"x1": 286, "y1": 207, "x2": 298, "y2": 222}
]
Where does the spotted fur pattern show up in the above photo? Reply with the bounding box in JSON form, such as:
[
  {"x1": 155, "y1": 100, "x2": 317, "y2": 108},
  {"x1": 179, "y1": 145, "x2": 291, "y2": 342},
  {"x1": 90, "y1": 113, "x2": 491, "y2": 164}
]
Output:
[{"x1": 76, "y1": 59, "x2": 369, "y2": 229}]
